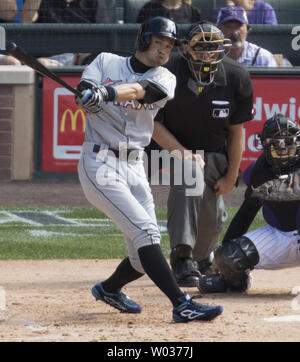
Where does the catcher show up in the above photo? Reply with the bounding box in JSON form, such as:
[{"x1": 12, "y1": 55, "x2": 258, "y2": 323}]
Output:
[{"x1": 199, "y1": 113, "x2": 300, "y2": 293}]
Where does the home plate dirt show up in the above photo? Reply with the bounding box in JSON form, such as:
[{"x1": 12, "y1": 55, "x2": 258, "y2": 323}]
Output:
[
  {"x1": 0, "y1": 181, "x2": 300, "y2": 342},
  {"x1": 0, "y1": 259, "x2": 300, "y2": 342}
]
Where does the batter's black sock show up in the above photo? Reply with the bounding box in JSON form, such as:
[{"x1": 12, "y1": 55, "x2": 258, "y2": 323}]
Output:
[
  {"x1": 138, "y1": 244, "x2": 184, "y2": 307},
  {"x1": 101, "y1": 257, "x2": 144, "y2": 293}
]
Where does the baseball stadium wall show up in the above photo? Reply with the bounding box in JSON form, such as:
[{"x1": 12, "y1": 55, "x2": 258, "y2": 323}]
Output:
[
  {"x1": 0, "y1": 66, "x2": 35, "y2": 180},
  {"x1": 0, "y1": 24, "x2": 300, "y2": 181}
]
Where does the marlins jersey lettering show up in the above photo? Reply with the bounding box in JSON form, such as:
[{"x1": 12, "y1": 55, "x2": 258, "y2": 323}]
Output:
[{"x1": 81, "y1": 52, "x2": 176, "y2": 150}]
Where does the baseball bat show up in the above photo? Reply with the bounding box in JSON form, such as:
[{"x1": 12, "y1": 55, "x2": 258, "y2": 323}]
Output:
[{"x1": 7, "y1": 42, "x2": 81, "y2": 97}]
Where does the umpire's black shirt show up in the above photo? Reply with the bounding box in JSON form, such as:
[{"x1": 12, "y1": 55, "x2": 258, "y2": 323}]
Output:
[{"x1": 155, "y1": 54, "x2": 253, "y2": 153}]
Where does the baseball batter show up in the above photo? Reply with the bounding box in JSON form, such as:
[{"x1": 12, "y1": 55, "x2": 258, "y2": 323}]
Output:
[
  {"x1": 199, "y1": 114, "x2": 300, "y2": 293},
  {"x1": 75, "y1": 16, "x2": 223, "y2": 322}
]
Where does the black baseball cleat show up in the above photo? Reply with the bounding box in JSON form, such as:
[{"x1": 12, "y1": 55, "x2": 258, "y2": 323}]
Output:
[
  {"x1": 178, "y1": 274, "x2": 200, "y2": 288},
  {"x1": 198, "y1": 274, "x2": 228, "y2": 294},
  {"x1": 92, "y1": 282, "x2": 142, "y2": 313},
  {"x1": 171, "y1": 257, "x2": 201, "y2": 287},
  {"x1": 173, "y1": 292, "x2": 223, "y2": 323}
]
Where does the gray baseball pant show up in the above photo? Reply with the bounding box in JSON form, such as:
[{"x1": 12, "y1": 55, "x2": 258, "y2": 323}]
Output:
[
  {"x1": 167, "y1": 152, "x2": 229, "y2": 261},
  {"x1": 78, "y1": 143, "x2": 160, "y2": 274}
]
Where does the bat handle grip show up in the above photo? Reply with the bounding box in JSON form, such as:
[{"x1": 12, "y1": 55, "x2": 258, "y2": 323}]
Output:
[{"x1": 81, "y1": 89, "x2": 92, "y2": 103}]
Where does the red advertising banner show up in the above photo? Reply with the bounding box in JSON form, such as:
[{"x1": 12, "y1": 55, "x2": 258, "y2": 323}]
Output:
[
  {"x1": 42, "y1": 74, "x2": 300, "y2": 173},
  {"x1": 242, "y1": 76, "x2": 300, "y2": 171},
  {"x1": 42, "y1": 75, "x2": 85, "y2": 172}
]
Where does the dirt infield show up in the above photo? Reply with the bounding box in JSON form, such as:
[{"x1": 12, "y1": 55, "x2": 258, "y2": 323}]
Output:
[
  {"x1": 0, "y1": 181, "x2": 300, "y2": 342},
  {"x1": 1, "y1": 260, "x2": 300, "y2": 342}
]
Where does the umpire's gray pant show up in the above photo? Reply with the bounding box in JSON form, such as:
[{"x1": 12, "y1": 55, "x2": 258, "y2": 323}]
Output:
[{"x1": 167, "y1": 152, "x2": 228, "y2": 261}]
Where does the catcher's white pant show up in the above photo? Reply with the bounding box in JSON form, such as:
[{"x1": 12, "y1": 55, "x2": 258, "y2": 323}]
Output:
[
  {"x1": 78, "y1": 142, "x2": 160, "y2": 273},
  {"x1": 245, "y1": 225, "x2": 300, "y2": 269}
]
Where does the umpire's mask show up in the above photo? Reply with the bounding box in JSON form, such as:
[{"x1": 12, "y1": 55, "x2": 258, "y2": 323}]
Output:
[{"x1": 179, "y1": 21, "x2": 231, "y2": 86}]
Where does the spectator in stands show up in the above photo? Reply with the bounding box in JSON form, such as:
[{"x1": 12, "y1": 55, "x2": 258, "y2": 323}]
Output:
[
  {"x1": 0, "y1": 50, "x2": 77, "y2": 66},
  {"x1": 13, "y1": 0, "x2": 41, "y2": 23},
  {"x1": 213, "y1": 0, "x2": 278, "y2": 25},
  {"x1": 12, "y1": 0, "x2": 23, "y2": 23},
  {"x1": 136, "y1": 0, "x2": 201, "y2": 24},
  {"x1": 0, "y1": 0, "x2": 19, "y2": 22},
  {"x1": 272, "y1": 53, "x2": 293, "y2": 67},
  {"x1": 18, "y1": 0, "x2": 41, "y2": 23},
  {"x1": 36, "y1": 0, "x2": 109, "y2": 24},
  {"x1": 216, "y1": 6, "x2": 278, "y2": 66},
  {"x1": 0, "y1": 0, "x2": 109, "y2": 66},
  {"x1": 0, "y1": 0, "x2": 41, "y2": 23},
  {"x1": 0, "y1": 1, "x2": 44, "y2": 65},
  {"x1": 36, "y1": 0, "x2": 110, "y2": 65}
]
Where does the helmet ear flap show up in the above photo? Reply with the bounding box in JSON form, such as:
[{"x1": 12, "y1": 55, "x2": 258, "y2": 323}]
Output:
[{"x1": 136, "y1": 23, "x2": 149, "y2": 52}]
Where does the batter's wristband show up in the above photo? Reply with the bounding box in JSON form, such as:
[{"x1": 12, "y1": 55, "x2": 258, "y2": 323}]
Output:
[{"x1": 105, "y1": 86, "x2": 117, "y2": 102}]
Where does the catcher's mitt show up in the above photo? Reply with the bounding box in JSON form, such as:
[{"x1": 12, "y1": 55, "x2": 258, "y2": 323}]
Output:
[{"x1": 251, "y1": 171, "x2": 300, "y2": 201}]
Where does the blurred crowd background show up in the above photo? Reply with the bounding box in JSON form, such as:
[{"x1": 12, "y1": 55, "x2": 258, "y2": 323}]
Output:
[
  {"x1": 0, "y1": 1, "x2": 299, "y2": 66},
  {"x1": 0, "y1": 1, "x2": 299, "y2": 25}
]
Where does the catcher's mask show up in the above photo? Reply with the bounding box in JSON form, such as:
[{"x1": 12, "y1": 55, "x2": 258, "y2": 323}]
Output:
[
  {"x1": 259, "y1": 114, "x2": 300, "y2": 170},
  {"x1": 179, "y1": 21, "x2": 231, "y2": 86},
  {"x1": 136, "y1": 16, "x2": 178, "y2": 52}
]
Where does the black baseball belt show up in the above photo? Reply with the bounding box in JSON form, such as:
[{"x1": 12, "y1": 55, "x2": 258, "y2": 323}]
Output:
[{"x1": 93, "y1": 145, "x2": 142, "y2": 161}]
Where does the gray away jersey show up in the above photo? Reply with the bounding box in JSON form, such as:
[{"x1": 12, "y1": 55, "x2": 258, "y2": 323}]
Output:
[{"x1": 81, "y1": 52, "x2": 176, "y2": 150}]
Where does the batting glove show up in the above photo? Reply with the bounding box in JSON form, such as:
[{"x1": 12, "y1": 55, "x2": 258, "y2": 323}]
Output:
[{"x1": 76, "y1": 88, "x2": 103, "y2": 113}]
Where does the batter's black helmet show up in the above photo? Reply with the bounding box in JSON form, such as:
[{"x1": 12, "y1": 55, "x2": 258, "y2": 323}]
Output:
[
  {"x1": 136, "y1": 16, "x2": 178, "y2": 52},
  {"x1": 260, "y1": 114, "x2": 300, "y2": 169},
  {"x1": 180, "y1": 21, "x2": 231, "y2": 86}
]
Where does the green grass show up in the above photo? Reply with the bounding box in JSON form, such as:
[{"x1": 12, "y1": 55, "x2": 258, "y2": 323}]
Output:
[{"x1": 0, "y1": 205, "x2": 266, "y2": 260}]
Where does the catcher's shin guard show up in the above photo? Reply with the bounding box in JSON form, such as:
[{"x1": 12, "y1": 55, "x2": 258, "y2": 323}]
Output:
[{"x1": 170, "y1": 245, "x2": 201, "y2": 287}]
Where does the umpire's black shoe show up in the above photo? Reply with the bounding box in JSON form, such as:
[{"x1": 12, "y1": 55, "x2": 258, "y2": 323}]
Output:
[
  {"x1": 197, "y1": 258, "x2": 214, "y2": 275},
  {"x1": 171, "y1": 257, "x2": 201, "y2": 287},
  {"x1": 198, "y1": 274, "x2": 228, "y2": 294}
]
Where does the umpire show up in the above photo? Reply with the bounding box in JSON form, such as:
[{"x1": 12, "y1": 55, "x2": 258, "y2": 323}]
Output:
[{"x1": 151, "y1": 20, "x2": 253, "y2": 287}]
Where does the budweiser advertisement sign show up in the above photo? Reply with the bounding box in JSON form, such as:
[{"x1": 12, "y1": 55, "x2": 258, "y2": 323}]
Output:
[
  {"x1": 242, "y1": 76, "x2": 300, "y2": 171},
  {"x1": 42, "y1": 75, "x2": 300, "y2": 172}
]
